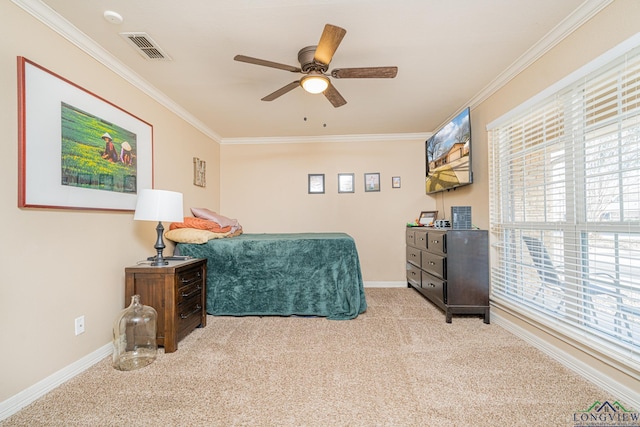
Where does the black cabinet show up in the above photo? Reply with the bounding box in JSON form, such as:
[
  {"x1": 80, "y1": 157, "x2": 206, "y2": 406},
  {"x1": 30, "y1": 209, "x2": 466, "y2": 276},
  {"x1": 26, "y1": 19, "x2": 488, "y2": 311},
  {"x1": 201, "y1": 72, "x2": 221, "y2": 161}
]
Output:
[{"x1": 406, "y1": 227, "x2": 489, "y2": 323}]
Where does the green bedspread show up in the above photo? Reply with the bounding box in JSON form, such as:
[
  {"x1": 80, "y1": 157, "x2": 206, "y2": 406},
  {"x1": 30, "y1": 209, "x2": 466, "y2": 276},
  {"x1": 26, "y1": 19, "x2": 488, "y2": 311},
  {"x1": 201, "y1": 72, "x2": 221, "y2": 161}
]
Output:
[{"x1": 176, "y1": 233, "x2": 367, "y2": 320}]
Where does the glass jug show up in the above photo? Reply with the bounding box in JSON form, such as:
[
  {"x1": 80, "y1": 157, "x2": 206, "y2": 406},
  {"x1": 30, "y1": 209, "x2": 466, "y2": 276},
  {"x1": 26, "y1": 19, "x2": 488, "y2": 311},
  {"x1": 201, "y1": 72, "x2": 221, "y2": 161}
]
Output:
[{"x1": 112, "y1": 294, "x2": 158, "y2": 371}]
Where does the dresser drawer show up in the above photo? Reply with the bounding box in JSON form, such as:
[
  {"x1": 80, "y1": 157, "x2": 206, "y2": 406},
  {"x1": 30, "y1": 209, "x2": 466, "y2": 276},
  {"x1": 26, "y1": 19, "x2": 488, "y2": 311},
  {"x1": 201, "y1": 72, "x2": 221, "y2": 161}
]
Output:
[
  {"x1": 406, "y1": 246, "x2": 421, "y2": 267},
  {"x1": 426, "y1": 231, "x2": 446, "y2": 255},
  {"x1": 421, "y1": 251, "x2": 446, "y2": 279},
  {"x1": 406, "y1": 262, "x2": 421, "y2": 287},
  {"x1": 406, "y1": 228, "x2": 416, "y2": 246},
  {"x1": 421, "y1": 271, "x2": 446, "y2": 304},
  {"x1": 414, "y1": 229, "x2": 428, "y2": 250}
]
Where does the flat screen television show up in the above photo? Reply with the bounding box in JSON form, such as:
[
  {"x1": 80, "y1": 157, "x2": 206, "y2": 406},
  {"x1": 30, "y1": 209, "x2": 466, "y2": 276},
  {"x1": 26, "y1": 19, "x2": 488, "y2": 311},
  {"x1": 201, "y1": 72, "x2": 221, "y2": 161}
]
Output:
[{"x1": 425, "y1": 107, "x2": 472, "y2": 194}]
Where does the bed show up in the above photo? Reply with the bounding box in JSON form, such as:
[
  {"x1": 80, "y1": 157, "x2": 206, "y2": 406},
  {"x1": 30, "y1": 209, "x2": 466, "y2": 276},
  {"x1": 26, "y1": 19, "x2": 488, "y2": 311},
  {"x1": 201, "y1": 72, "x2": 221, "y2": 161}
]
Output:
[{"x1": 175, "y1": 233, "x2": 367, "y2": 320}]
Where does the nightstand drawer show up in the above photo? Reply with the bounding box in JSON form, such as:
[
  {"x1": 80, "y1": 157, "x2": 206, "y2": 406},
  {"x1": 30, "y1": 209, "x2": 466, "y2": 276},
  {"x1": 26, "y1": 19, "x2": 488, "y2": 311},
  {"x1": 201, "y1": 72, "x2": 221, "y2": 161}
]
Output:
[
  {"x1": 177, "y1": 296, "x2": 203, "y2": 336},
  {"x1": 177, "y1": 272, "x2": 203, "y2": 305}
]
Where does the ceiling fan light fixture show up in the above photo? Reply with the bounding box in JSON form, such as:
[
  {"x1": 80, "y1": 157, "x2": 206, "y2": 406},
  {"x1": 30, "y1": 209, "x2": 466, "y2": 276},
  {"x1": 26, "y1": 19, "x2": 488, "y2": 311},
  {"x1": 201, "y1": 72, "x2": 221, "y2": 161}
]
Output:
[{"x1": 301, "y1": 74, "x2": 329, "y2": 94}]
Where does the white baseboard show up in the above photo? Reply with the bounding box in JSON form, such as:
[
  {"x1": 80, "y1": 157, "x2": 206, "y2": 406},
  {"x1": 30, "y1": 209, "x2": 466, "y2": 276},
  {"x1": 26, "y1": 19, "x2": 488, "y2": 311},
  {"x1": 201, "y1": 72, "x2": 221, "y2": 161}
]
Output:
[
  {"x1": 364, "y1": 281, "x2": 406, "y2": 288},
  {"x1": 491, "y1": 311, "x2": 640, "y2": 410},
  {"x1": 0, "y1": 343, "x2": 112, "y2": 422}
]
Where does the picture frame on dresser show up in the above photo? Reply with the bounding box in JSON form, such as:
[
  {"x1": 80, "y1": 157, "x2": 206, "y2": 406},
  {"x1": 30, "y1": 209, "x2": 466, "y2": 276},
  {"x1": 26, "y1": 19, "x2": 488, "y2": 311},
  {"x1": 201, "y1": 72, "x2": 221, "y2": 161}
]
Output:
[
  {"x1": 17, "y1": 57, "x2": 153, "y2": 211},
  {"x1": 419, "y1": 210, "x2": 438, "y2": 226}
]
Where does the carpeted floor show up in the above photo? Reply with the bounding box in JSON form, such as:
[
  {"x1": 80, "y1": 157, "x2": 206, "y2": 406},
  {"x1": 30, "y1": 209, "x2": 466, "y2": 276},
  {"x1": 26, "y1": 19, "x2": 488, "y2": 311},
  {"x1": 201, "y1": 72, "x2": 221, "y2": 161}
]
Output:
[{"x1": 1, "y1": 288, "x2": 610, "y2": 426}]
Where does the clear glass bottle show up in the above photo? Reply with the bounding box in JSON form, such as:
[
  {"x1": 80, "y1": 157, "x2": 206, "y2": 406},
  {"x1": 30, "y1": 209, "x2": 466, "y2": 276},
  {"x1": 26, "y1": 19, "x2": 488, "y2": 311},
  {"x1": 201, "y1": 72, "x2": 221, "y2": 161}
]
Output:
[{"x1": 112, "y1": 294, "x2": 158, "y2": 371}]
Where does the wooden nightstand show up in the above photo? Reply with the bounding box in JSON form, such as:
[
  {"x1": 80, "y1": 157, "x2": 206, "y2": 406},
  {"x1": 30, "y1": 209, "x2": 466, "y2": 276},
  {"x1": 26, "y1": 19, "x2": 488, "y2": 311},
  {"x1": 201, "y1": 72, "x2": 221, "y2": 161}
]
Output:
[{"x1": 124, "y1": 258, "x2": 207, "y2": 353}]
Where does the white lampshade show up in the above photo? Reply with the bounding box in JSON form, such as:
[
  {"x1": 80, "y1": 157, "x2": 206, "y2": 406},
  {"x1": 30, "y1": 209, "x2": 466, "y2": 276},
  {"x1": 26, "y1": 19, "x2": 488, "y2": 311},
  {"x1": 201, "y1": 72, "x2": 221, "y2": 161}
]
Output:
[
  {"x1": 134, "y1": 189, "x2": 184, "y2": 222},
  {"x1": 301, "y1": 74, "x2": 329, "y2": 94}
]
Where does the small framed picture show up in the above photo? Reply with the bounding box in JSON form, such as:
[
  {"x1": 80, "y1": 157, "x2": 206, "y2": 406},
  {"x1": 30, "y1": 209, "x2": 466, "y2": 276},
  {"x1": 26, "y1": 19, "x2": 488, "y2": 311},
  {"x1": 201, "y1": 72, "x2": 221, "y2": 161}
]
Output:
[
  {"x1": 193, "y1": 157, "x2": 206, "y2": 187},
  {"x1": 308, "y1": 174, "x2": 325, "y2": 194},
  {"x1": 338, "y1": 173, "x2": 355, "y2": 193},
  {"x1": 419, "y1": 211, "x2": 438, "y2": 226},
  {"x1": 392, "y1": 176, "x2": 401, "y2": 189},
  {"x1": 364, "y1": 173, "x2": 380, "y2": 192}
]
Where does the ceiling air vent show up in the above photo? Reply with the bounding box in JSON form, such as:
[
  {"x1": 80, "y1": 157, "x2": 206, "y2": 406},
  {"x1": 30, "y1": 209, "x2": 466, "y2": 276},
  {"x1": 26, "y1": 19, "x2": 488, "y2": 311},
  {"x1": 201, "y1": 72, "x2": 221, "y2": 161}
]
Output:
[{"x1": 120, "y1": 32, "x2": 172, "y2": 61}]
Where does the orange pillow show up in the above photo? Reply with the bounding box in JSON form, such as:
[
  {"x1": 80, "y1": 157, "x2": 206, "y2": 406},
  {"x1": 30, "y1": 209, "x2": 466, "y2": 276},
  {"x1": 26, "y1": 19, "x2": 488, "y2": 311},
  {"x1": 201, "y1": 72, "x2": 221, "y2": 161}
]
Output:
[{"x1": 169, "y1": 217, "x2": 232, "y2": 233}]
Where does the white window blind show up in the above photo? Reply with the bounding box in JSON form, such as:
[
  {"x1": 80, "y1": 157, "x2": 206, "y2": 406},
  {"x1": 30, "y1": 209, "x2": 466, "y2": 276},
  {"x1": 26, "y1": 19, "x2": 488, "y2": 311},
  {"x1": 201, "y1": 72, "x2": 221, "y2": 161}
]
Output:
[{"x1": 488, "y1": 40, "x2": 640, "y2": 373}]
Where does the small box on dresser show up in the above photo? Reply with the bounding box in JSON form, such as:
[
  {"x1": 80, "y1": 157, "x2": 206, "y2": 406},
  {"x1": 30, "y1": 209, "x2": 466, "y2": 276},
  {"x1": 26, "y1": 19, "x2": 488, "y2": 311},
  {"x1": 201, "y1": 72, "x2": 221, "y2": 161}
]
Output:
[
  {"x1": 124, "y1": 258, "x2": 207, "y2": 353},
  {"x1": 406, "y1": 227, "x2": 489, "y2": 323}
]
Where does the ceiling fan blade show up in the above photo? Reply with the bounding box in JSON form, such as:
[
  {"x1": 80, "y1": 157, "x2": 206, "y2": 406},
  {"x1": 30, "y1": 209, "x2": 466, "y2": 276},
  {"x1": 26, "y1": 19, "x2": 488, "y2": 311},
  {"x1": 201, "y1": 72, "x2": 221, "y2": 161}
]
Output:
[
  {"x1": 324, "y1": 82, "x2": 347, "y2": 108},
  {"x1": 331, "y1": 66, "x2": 398, "y2": 79},
  {"x1": 234, "y1": 55, "x2": 301, "y2": 73},
  {"x1": 314, "y1": 24, "x2": 347, "y2": 66},
  {"x1": 261, "y1": 81, "x2": 301, "y2": 101}
]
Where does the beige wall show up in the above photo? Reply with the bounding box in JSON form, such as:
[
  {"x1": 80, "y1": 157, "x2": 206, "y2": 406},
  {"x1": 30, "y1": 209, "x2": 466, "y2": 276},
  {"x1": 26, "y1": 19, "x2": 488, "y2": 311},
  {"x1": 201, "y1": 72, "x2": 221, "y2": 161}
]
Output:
[
  {"x1": 0, "y1": 2, "x2": 220, "y2": 402},
  {"x1": 474, "y1": 0, "x2": 640, "y2": 395},
  {"x1": 2, "y1": 0, "x2": 639, "y2": 414},
  {"x1": 219, "y1": 136, "x2": 487, "y2": 282}
]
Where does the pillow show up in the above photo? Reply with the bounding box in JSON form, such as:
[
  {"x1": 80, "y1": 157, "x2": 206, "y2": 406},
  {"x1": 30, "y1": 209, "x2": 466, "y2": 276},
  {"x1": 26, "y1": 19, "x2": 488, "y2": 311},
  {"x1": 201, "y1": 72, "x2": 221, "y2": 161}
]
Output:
[
  {"x1": 164, "y1": 228, "x2": 229, "y2": 244},
  {"x1": 190, "y1": 208, "x2": 238, "y2": 228},
  {"x1": 170, "y1": 217, "x2": 231, "y2": 233}
]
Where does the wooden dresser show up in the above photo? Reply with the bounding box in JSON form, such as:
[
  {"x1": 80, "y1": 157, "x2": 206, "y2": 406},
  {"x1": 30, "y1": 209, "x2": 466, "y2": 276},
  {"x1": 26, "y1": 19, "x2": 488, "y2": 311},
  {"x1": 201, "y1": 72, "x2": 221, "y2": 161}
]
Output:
[
  {"x1": 124, "y1": 258, "x2": 207, "y2": 353},
  {"x1": 406, "y1": 227, "x2": 489, "y2": 323}
]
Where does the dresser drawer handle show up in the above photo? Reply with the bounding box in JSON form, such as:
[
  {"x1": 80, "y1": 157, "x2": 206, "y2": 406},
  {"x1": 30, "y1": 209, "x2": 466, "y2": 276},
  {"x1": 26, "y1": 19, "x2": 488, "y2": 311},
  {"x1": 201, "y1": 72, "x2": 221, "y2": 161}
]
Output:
[
  {"x1": 429, "y1": 261, "x2": 436, "y2": 265},
  {"x1": 180, "y1": 304, "x2": 202, "y2": 319},
  {"x1": 181, "y1": 285, "x2": 202, "y2": 299},
  {"x1": 432, "y1": 240, "x2": 439, "y2": 244}
]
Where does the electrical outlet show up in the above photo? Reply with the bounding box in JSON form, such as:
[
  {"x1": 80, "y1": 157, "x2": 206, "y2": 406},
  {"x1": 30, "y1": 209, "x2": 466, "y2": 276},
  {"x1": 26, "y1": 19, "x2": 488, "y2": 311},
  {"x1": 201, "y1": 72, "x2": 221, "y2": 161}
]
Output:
[{"x1": 74, "y1": 316, "x2": 85, "y2": 335}]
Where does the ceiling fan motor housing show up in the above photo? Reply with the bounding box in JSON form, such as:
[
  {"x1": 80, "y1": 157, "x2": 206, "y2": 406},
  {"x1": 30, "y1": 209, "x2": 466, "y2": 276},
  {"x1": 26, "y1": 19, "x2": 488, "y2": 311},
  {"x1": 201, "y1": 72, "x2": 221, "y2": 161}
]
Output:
[{"x1": 298, "y1": 46, "x2": 327, "y2": 73}]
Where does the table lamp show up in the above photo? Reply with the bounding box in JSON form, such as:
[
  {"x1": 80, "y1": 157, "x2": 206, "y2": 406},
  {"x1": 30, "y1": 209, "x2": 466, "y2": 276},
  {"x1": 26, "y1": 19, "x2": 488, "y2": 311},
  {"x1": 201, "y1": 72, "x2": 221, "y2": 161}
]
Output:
[{"x1": 134, "y1": 189, "x2": 184, "y2": 266}]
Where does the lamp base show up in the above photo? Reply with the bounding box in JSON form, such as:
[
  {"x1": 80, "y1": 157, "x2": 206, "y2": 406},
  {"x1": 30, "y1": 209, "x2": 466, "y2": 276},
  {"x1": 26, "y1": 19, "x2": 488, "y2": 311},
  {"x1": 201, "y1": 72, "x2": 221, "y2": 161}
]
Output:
[{"x1": 151, "y1": 221, "x2": 168, "y2": 266}]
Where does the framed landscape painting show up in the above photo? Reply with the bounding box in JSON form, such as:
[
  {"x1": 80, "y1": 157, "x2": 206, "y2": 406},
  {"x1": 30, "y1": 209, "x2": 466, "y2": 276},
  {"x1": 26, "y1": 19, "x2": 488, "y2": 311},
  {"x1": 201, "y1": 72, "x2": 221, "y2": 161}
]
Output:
[{"x1": 17, "y1": 57, "x2": 153, "y2": 211}]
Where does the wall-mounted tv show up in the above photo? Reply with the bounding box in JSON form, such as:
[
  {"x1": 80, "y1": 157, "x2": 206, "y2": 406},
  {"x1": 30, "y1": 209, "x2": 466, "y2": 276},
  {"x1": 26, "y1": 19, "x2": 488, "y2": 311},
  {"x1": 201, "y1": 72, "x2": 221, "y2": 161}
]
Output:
[{"x1": 425, "y1": 107, "x2": 472, "y2": 194}]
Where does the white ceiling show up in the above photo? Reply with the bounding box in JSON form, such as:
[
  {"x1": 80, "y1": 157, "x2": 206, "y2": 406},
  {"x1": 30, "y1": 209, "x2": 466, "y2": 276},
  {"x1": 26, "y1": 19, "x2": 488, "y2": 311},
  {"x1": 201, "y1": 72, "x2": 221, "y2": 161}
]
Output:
[{"x1": 20, "y1": 0, "x2": 608, "y2": 141}]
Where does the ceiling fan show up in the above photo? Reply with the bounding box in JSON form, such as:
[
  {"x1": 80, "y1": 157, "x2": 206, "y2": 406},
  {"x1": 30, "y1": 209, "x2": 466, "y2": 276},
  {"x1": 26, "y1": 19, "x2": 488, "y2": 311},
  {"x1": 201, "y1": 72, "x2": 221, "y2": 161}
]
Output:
[{"x1": 234, "y1": 24, "x2": 398, "y2": 108}]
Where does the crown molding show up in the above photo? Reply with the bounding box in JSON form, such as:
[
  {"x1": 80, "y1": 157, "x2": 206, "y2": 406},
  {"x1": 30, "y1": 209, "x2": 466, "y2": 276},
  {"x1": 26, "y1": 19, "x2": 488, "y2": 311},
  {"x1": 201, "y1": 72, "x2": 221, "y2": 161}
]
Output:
[
  {"x1": 467, "y1": 0, "x2": 614, "y2": 110},
  {"x1": 11, "y1": 0, "x2": 223, "y2": 144},
  {"x1": 221, "y1": 132, "x2": 430, "y2": 145},
  {"x1": 13, "y1": 0, "x2": 612, "y2": 144}
]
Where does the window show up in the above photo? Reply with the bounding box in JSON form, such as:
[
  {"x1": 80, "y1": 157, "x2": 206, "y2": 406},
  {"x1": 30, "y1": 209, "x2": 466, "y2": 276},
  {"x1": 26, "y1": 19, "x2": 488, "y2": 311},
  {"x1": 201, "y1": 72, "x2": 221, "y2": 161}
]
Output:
[{"x1": 488, "y1": 36, "x2": 640, "y2": 373}]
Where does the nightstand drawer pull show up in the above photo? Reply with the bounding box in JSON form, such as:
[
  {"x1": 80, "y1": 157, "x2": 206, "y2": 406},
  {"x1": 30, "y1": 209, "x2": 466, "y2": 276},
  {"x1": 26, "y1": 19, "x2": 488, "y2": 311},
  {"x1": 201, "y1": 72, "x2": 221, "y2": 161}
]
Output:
[
  {"x1": 181, "y1": 285, "x2": 202, "y2": 299},
  {"x1": 180, "y1": 304, "x2": 202, "y2": 319},
  {"x1": 180, "y1": 274, "x2": 201, "y2": 285}
]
